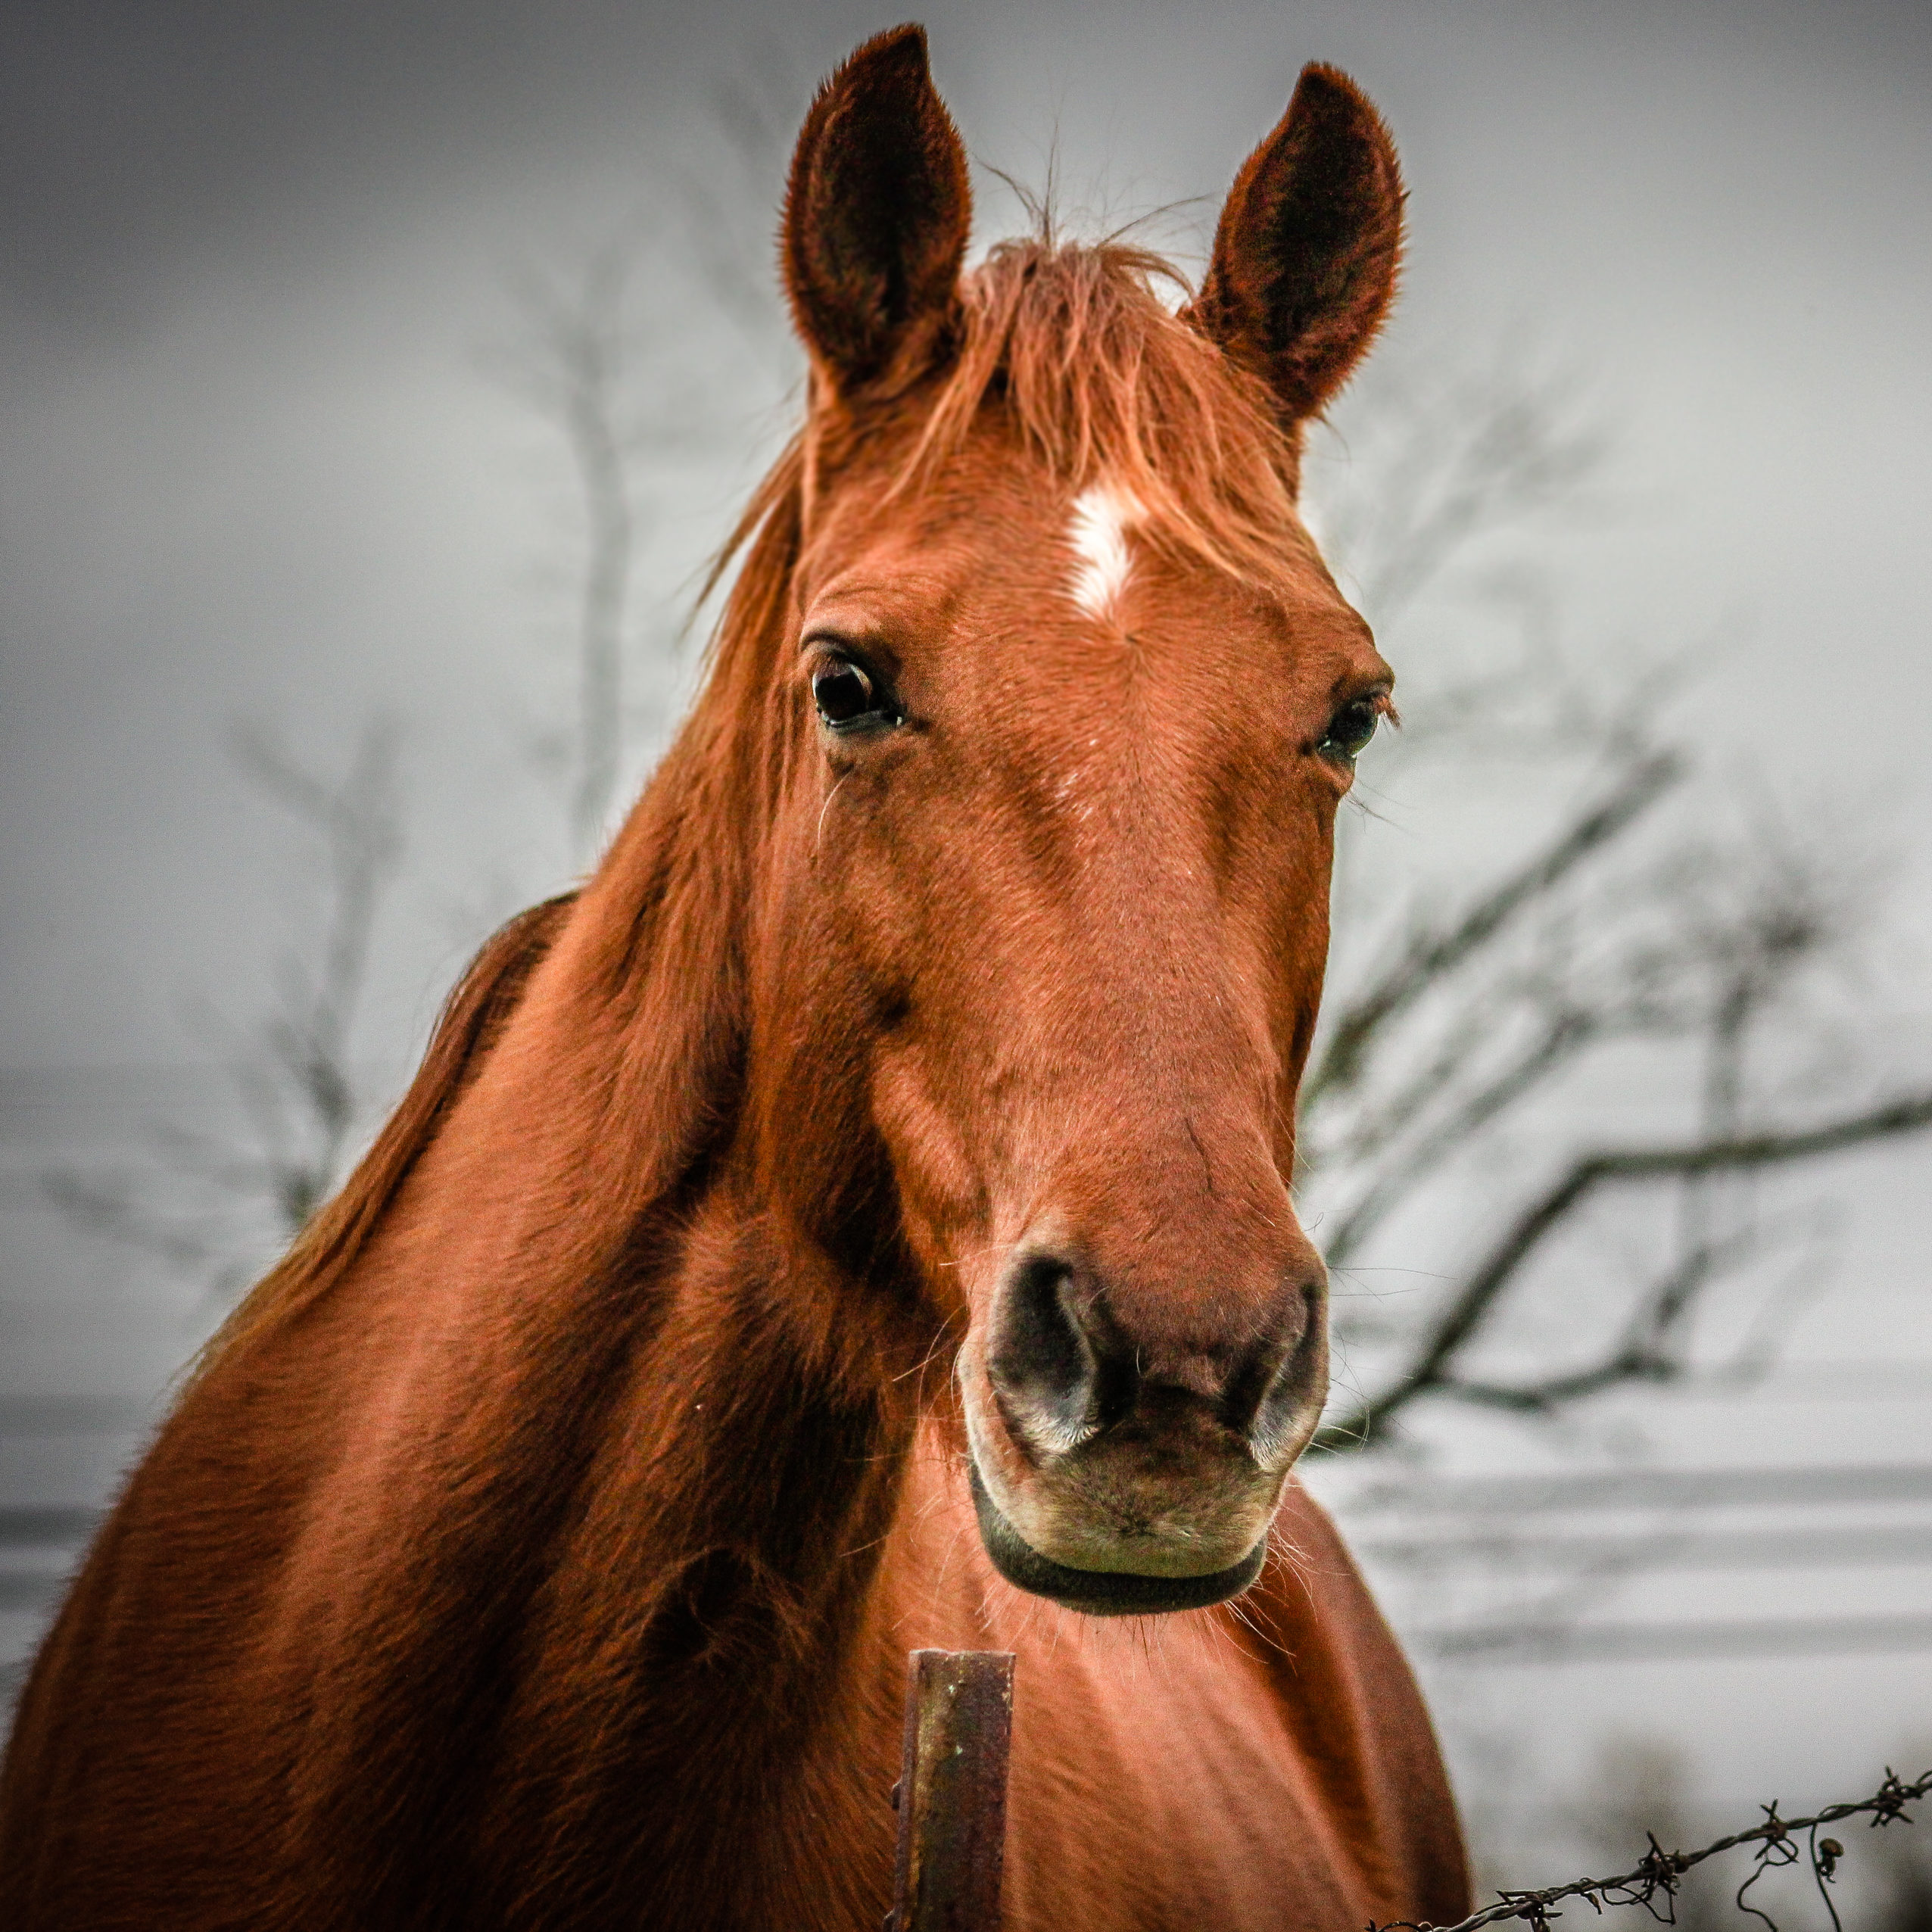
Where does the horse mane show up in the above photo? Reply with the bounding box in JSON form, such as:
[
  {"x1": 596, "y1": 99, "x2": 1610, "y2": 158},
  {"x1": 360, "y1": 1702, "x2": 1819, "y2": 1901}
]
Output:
[
  {"x1": 189, "y1": 892, "x2": 578, "y2": 1382},
  {"x1": 192, "y1": 238, "x2": 1307, "y2": 1388}
]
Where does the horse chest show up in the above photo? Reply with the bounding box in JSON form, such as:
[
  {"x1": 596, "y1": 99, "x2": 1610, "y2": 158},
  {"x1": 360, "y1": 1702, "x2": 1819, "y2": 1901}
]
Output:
[{"x1": 867, "y1": 1455, "x2": 1419, "y2": 1931}]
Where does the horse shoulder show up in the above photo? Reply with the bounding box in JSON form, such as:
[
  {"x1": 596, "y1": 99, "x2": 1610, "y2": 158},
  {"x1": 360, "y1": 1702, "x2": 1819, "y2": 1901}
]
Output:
[{"x1": 0, "y1": 894, "x2": 577, "y2": 1923}]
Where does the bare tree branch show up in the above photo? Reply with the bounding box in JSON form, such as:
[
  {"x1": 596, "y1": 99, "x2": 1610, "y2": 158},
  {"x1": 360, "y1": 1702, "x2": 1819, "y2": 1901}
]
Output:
[
  {"x1": 1313, "y1": 361, "x2": 1612, "y2": 629},
  {"x1": 1433, "y1": 1225, "x2": 1762, "y2": 1414},
  {"x1": 1304, "y1": 746, "x2": 1686, "y2": 1109},
  {"x1": 1321, "y1": 1006, "x2": 1596, "y2": 1268},
  {"x1": 1292, "y1": 351, "x2": 1927, "y2": 1454},
  {"x1": 1315, "y1": 1089, "x2": 1932, "y2": 1451},
  {"x1": 44, "y1": 723, "x2": 405, "y2": 1294},
  {"x1": 491, "y1": 249, "x2": 649, "y2": 863}
]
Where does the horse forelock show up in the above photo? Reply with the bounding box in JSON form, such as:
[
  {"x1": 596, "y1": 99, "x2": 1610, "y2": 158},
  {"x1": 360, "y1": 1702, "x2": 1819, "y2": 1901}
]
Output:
[
  {"x1": 703, "y1": 240, "x2": 1318, "y2": 657},
  {"x1": 907, "y1": 238, "x2": 1315, "y2": 587}
]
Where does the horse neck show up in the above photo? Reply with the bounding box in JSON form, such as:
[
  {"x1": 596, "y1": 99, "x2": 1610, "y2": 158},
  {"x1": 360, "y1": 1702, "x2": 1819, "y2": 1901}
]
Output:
[{"x1": 298, "y1": 587, "x2": 926, "y2": 1915}]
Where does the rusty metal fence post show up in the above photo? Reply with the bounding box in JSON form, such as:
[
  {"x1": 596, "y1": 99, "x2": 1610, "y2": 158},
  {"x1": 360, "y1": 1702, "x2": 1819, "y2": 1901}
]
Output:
[{"x1": 889, "y1": 1648, "x2": 1015, "y2": 1931}]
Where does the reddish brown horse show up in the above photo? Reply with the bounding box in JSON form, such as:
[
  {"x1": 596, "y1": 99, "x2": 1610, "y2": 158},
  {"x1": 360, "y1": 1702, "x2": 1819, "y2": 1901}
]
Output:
[{"x1": 2, "y1": 27, "x2": 1468, "y2": 1930}]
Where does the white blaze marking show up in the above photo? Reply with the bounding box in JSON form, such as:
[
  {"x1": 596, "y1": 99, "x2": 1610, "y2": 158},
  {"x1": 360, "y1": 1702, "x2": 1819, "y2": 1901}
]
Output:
[{"x1": 1066, "y1": 482, "x2": 1142, "y2": 622}]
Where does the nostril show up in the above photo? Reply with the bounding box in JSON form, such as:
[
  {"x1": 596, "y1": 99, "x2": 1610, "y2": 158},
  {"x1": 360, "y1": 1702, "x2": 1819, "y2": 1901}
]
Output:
[
  {"x1": 1242, "y1": 1277, "x2": 1328, "y2": 1465},
  {"x1": 987, "y1": 1254, "x2": 1130, "y2": 1457},
  {"x1": 989, "y1": 1254, "x2": 1091, "y2": 1454}
]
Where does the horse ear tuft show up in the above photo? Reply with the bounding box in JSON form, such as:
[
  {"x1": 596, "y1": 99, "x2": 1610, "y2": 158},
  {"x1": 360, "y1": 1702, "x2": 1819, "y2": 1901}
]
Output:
[
  {"x1": 783, "y1": 24, "x2": 973, "y2": 397},
  {"x1": 1190, "y1": 64, "x2": 1404, "y2": 425}
]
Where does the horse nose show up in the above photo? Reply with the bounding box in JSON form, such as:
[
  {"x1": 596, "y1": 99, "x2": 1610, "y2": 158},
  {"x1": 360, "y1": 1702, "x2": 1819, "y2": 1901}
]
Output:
[{"x1": 984, "y1": 1243, "x2": 1326, "y2": 1468}]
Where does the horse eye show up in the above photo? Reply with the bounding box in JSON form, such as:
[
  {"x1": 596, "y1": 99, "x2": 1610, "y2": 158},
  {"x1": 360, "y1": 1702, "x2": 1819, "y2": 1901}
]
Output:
[
  {"x1": 1320, "y1": 698, "x2": 1381, "y2": 762},
  {"x1": 812, "y1": 657, "x2": 881, "y2": 728}
]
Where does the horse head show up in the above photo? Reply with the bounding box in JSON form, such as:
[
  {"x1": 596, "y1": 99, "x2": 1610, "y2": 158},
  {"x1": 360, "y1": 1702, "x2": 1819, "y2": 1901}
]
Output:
[{"x1": 745, "y1": 26, "x2": 1402, "y2": 1616}]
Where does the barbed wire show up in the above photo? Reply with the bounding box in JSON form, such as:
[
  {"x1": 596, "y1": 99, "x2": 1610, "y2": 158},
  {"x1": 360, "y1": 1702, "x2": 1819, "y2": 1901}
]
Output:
[{"x1": 1373, "y1": 1767, "x2": 1931, "y2": 1932}]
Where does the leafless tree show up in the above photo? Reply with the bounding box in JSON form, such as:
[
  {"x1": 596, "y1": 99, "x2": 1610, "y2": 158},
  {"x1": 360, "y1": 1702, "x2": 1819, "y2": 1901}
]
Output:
[
  {"x1": 488, "y1": 245, "x2": 657, "y2": 866},
  {"x1": 38, "y1": 80, "x2": 797, "y2": 1298},
  {"x1": 485, "y1": 58, "x2": 805, "y2": 871},
  {"x1": 1295, "y1": 360, "x2": 1932, "y2": 1455},
  {"x1": 681, "y1": 51, "x2": 811, "y2": 383},
  {"x1": 220, "y1": 721, "x2": 407, "y2": 1232},
  {"x1": 45, "y1": 721, "x2": 404, "y2": 1300}
]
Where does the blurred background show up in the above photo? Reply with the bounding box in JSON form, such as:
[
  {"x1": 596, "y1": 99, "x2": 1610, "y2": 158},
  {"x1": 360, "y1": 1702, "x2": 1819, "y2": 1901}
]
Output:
[{"x1": 4, "y1": 0, "x2": 1930, "y2": 1914}]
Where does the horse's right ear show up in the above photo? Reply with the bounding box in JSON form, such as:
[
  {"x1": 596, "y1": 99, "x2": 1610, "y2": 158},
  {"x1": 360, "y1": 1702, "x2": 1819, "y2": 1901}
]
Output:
[
  {"x1": 783, "y1": 24, "x2": 972, "y2": 398},
  {"x1": 1190, "y1": 64, "x2": 1404, "y2": 426}
]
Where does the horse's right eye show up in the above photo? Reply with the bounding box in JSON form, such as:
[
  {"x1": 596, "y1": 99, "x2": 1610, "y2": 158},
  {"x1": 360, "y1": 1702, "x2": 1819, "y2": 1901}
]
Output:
[{"x1": 812, "y1": 657, "x2": 885, "y2": 728}]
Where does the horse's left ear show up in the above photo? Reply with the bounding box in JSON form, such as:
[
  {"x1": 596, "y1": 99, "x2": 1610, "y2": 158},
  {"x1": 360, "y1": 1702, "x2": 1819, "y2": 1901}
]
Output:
[
  {"x1": 783, "y1": 24, "x2": 973, "y2": 397},
  {"x1": 1190, "y1": 64, "x2": 1404, "y2": 425}
]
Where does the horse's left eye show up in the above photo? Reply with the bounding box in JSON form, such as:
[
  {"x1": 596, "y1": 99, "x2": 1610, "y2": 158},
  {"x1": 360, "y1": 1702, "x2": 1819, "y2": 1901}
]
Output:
[{"x1": 1320, "y1": 698, "x2": 1382, "y2": 762}]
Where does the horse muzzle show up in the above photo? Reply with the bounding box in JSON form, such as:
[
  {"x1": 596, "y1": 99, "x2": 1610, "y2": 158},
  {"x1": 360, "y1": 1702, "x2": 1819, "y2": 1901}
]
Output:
[
  {"x1": 966, "y1": 1459, "x2": 1270, "y2": 1615},
  {"x1": 955, "y1": 1239, "x2": 1329, "y2": 1615}
]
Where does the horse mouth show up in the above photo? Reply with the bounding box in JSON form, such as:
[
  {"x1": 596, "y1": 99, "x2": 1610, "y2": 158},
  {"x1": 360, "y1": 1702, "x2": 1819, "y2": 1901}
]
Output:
[{"x1": 967, "y1": 1461, "x2": 1267, "y2": 1616}]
